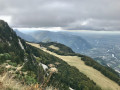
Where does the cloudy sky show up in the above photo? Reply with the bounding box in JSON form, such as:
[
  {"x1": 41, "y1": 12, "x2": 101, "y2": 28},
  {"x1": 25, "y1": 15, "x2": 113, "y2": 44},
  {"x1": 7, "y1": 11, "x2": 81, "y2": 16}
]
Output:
[{"x1": 0, "y1": 0, "x2": 120, "y2": 31}]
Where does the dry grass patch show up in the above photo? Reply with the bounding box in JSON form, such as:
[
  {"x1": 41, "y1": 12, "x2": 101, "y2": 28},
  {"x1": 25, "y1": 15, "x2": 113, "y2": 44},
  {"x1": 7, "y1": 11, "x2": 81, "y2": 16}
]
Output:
[
  {"x1": 0, "y1": 72, "x2": 28, "y2": 90},
  {"x1": 26, "y1": 42, "x2": 41, "y2": 49},
  {"x1": 49, "y1": 45, "x2": 59, "y2": 50}
]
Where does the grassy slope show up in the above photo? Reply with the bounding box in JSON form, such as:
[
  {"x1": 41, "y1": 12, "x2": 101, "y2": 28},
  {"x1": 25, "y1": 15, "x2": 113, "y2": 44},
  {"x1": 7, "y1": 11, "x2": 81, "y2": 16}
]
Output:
[
  {"x1": 27, "y1": 42, "x2": 102, "y2": 90},
  {"x1": 28, "y1": 42, "x2": 120, "y2": 90}
]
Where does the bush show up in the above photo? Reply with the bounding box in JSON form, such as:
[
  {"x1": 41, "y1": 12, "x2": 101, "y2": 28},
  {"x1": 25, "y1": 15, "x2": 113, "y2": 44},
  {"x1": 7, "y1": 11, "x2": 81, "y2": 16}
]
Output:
[
  {"x1": 25, "y1": 75, "x2": 37, "y2": 85},
  {"x1": 0, "y1": 53, "x2": 11, "y2": 64},
  {"x1": 8, "y1": 62, "x2": 17, "y2": 67}
]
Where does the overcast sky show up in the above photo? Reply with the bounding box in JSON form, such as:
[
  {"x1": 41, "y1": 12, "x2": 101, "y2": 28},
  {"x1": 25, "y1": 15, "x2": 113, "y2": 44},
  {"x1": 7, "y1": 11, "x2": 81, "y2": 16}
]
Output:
[{"x1": 0, "y1": 0, "x2": 120, "y2": 31}]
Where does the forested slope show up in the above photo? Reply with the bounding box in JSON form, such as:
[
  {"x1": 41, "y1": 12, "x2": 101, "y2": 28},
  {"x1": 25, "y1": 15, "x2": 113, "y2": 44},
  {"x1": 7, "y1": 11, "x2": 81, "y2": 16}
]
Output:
[
  {"x1": 39, "y1": 42, "x2": 120, "y2": 86},
  {"x1": 0, "y1": 20, "x2": 101, "y2": 90}
]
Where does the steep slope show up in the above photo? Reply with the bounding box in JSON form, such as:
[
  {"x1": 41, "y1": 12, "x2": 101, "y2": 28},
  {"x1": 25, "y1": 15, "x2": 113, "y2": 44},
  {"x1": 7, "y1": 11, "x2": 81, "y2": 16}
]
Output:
[
  {"x1": 27, "y1": 42, "x2": 120, "y2": 90},
  {"x1": 0, "y1": 20, "x2": 39, "y2": 89},
  {"x1": 0, "y1": 20, "x2": 102, "y2": 90}
]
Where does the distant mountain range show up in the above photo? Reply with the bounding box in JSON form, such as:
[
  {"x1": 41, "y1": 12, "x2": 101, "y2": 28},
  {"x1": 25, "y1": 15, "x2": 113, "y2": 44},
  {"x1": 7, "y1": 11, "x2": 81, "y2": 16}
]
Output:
[
  {"x1": 14, "y1": 29, "x2": 36, "y2": 42},
  {"x1": 14, "y1": 30, "x2": 92, "y2": 53}
]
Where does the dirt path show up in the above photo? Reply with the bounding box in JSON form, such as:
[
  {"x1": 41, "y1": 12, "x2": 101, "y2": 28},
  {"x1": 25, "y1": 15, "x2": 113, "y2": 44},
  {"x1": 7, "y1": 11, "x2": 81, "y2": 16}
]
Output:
[{"x1": 28, "y1": 43, "x2": 120, "y2": 90}]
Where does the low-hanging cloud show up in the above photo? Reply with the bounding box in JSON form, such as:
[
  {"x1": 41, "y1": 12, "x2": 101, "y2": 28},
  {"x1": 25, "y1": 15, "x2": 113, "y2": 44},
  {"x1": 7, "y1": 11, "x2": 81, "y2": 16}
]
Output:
[{"x1": 0, "y1": 0, "x2": 120, "y2": 30}]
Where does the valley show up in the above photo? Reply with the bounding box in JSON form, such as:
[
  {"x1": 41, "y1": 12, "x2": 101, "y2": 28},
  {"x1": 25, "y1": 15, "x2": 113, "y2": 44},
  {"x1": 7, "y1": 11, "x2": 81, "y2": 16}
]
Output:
[{"x1": 77, "y1": 33, "x2": 120, "y2": 74}]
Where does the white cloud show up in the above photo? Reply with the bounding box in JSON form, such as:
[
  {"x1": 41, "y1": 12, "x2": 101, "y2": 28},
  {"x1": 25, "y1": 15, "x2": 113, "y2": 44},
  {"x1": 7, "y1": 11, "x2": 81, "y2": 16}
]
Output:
[
  {"x1": 0, "y1": 0, "x2": 120, "y2": 31},
  {"x1": 0, "y1": 15, "x2": 12, "y2": 24},
  {"x1": 14, "y1": 27, "x2": 63, "y2": 32},
  {"x1": 81, "y1": 21, "x2": 89, "y2": 26}
]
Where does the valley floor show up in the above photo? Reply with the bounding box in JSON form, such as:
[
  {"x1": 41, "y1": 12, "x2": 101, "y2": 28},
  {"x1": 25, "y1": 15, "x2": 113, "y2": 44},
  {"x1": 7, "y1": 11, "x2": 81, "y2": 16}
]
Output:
[{"x1": 28, "y1": 42, "x2": 120, "y2": 90}]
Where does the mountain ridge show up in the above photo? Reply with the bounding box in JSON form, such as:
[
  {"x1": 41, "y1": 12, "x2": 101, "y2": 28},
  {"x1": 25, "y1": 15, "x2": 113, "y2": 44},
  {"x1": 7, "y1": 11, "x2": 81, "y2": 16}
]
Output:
[{"x1": 0, "y1": 20, "x2": 120, "y2": 90}]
